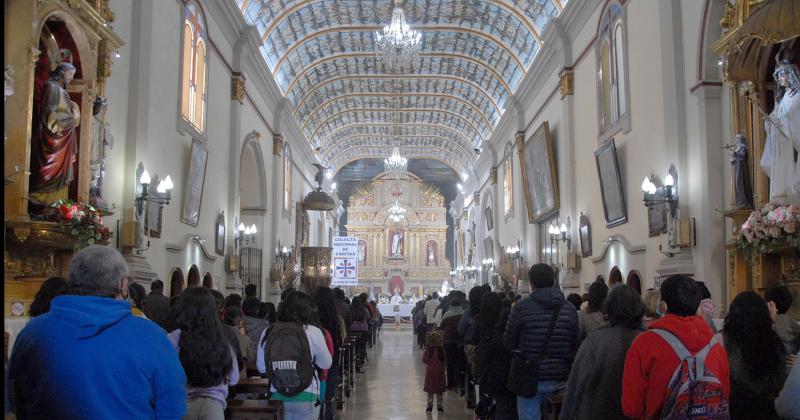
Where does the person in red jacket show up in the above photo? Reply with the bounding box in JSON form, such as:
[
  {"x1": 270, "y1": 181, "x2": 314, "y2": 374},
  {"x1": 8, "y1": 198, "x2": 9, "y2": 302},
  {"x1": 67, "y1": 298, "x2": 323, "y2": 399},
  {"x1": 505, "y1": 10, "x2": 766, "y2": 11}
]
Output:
[{"x1": 622, "y1": 275, "x2": 730, "y2": 419}]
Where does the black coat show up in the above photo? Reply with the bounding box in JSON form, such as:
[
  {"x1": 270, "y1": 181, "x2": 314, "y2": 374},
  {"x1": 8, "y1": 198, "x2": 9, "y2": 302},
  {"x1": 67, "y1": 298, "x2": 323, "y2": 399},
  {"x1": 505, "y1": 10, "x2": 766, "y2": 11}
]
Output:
[
  {"x1": 503, "y1": 287, "x2": 579, "y2": 382},
  {"x1": 476, "y1": 326, "x2": 513, "y2": 397}
]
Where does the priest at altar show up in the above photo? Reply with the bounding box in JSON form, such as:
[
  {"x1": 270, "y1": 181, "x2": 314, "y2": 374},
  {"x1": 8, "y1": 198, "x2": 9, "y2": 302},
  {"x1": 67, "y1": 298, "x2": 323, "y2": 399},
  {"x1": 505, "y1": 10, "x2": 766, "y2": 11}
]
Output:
[{"x1": 390, "y1": 289, "x2": 403, "y2": 304}]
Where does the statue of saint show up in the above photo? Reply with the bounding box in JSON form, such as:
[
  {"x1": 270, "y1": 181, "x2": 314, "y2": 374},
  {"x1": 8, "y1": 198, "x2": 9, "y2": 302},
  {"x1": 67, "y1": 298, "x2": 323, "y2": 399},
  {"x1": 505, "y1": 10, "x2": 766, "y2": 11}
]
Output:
[
  {"x1": 357, "y1": 240, "x2": 366, "y2": 263},
  {"x1": 428, "y1": 242, "x2": 435, "y2": 264},
  {"x1": 89, "y1": 96, "x2": 113, "y2": 210},
  {"x1": 760, "y1": 59, "x2": 800, "y2": 205},
  {"x1": 30, "y1": 62, "x2": 80, "y2": 204},
  {"x1": 730, "y1": 134, "x2": 753, "y2": 209},
  {"x1": 391, "y1": 229, "x2": 403, "y2": 256}
]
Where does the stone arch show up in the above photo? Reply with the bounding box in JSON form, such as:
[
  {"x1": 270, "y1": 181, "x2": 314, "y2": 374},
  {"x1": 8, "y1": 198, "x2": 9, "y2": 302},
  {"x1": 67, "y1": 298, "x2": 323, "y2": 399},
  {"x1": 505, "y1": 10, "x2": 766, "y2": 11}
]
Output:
[
  {"x1": 609, "y1": 266, "x2": 623, "y2": 287},
  {"x1": 626, "y1": 270, "x2": 642, "y2": 295},
  {"x1": 696, "y1": 0, "x2": 727, "y2": 82},
  {"x1": 187, "y1": 265, "x2": 200, "y2": 287},
  {"x1": 239, "y1": 131, "x2": 267, "y2": 211},
  {"x1": 169, "y1": 268, "x2": 185, "y2": 297},
  {"x1": 202, "y1": 272, "x2": 213, "y2": 288}
]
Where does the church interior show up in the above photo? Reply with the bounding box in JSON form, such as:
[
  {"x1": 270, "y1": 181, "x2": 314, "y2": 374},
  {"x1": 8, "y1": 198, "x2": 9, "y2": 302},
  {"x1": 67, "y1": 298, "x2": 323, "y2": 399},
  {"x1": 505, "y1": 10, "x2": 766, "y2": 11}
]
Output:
[{"x1": 4, "y1": 0, "x2": 800, "y2": 419}]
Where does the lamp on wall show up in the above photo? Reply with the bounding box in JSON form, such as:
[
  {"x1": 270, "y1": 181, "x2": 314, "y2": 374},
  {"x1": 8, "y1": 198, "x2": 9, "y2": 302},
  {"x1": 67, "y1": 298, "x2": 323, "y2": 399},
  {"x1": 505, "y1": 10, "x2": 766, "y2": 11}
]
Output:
[
  {"x1": 641, "y1": 168, "x2": 678, "y2": 218},
  {"x1": 136, "y1": 169, "x2": 173, "y2": 214},
  {"x1": 234, "y1": 221, "x2": 257, "y2": 248},
  {"x1": 505, "y1": 241, "x2": 524, "y2": 274},
  {"x1": 275, "y1": 241, "x2": 293, "y2": 273}
]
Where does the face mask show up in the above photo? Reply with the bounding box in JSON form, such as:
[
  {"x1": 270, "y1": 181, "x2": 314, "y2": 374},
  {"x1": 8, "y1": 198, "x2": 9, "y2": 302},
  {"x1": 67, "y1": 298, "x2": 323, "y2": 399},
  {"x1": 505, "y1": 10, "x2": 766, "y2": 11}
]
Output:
[{"x1": 656, "y1": 302, "x2": 666, "y2": 317}]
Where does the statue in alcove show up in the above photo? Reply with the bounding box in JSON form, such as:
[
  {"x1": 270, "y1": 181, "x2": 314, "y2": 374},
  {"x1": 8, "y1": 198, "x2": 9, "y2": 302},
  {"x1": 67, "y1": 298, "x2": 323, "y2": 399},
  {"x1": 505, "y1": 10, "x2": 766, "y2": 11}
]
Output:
[
  {"x1": 760, "y1": 58, "x2": 800, "y2": 205},
  {"x1": 29, "y1": 61, "x2": 80, "y2": 205},
  {"x1": 729, "y1": 133, "x2": 753, "y2": 209},
  {"x1": 89, "y1": 96, "x2": 114, "y2": 211}
]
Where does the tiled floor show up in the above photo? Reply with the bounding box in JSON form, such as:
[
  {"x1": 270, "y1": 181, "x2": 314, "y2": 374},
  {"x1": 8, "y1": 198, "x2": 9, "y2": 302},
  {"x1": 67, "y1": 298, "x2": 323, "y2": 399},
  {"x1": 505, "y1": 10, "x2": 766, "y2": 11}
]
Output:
[{"x1": 339, "y1": 327, "x2": 474, "y2": 420}]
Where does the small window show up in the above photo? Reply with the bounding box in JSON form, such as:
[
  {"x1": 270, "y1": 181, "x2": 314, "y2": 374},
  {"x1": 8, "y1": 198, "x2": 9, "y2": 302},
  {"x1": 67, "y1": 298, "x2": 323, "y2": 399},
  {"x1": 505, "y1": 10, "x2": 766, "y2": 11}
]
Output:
[
  {"x1": 597, "y1": 2, "x2": 629, "y2": 136},
  {"x1": 503, "y1": 142, "x2": 514, "y2": 216},
  {"x1": 180, "y1": 1, "x2": 208, "y2": 134}
]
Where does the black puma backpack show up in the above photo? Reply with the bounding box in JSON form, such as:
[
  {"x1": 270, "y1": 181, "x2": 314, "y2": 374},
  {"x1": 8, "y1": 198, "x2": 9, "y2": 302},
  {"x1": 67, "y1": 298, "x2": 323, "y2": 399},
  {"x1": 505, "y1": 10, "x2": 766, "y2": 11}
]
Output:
[{"x1": 263, "y1": 322, "x2": 314, "y2": 397}]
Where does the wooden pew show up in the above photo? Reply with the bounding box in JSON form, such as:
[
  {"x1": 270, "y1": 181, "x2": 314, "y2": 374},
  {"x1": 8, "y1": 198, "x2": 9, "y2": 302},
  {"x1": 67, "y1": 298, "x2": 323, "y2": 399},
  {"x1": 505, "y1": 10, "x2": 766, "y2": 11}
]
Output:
[
  {"x1": 225, "y1": 399, "x2": 284, "y2": 420},
  {"x1": 233, "y1": 377, "x2": 270, "y2": 395}
]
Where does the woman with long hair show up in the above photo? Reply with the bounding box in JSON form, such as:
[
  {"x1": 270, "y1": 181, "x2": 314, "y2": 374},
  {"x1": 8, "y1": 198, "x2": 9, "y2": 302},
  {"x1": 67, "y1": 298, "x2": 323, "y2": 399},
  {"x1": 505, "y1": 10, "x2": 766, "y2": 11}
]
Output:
[
  {"x1": 312, "y1": 286, "x2": 342, "y2": 420},
  {"x1": 29, "y1": 276, "x2": 68, "y2": 317},
  {"x1": 167, "y1": 288, "x2": 238, "y2": 419},
  {"x1": 641, "y1": 288, "x2": 664, "y2": 328},
  {"x1": 127, "y1": 282, "x2": 147, "y2": 318},
  {"x1": 475, "y1": 292, "x2": 516, "y2": 420},
  {"x1": 561, "y1": 284, "x2": 645, "y2": 420},
  {"x1": 722, "y1": 291, "x2": 788, "y2": 419},
  {"x1": 579, "y1": 281, "x2": 609, "y2": 340},
  {"x1": 257, "y1": 291, "x2": 332, "y2": 420}
]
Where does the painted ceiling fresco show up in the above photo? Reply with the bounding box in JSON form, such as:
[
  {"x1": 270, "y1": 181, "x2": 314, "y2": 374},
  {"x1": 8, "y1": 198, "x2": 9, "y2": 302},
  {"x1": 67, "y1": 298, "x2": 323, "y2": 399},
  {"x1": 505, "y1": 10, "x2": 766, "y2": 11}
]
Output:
[{"x1": 236, "y1": 0, "x2": 566, "y2": 174}]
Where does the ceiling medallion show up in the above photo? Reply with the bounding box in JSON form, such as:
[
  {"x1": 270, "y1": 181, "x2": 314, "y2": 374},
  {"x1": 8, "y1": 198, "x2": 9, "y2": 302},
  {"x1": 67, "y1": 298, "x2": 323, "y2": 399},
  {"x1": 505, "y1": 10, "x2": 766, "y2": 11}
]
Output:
[
  {"x1": 388, "y1": 200, "x2": 407, "y2": 222},
  {"x1": 375, "y1": 0, "x2": 421, "y2": 71},
  {"x1": 384, "y1": 146, "x2": 408, "y2": 180}
]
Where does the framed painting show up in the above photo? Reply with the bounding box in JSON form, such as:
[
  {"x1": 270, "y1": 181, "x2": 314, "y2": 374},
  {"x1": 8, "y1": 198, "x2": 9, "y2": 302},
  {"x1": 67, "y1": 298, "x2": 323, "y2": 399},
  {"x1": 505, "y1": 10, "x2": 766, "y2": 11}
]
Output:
[
  {"x1": 518, "y1": 121, "x2": 559, "y2": 223},
  {"x1": 648, "y1": 202, "x2": 668, "y2": 237},
  {"x1": 484, "y1": 206, "x2": 493, "y2": 231},
  {"x1": 214, "y1": 212, "x2": 225, "y2": 256},
  {"x1": 181, "y1": 138, "x2": 208, "y2": 227},
  {"x1": 578, "y1": 213, "x2": 592, "y2": 258},
  {"x1": 594, "y1": 138, "x2": 627, "y2": 227}
]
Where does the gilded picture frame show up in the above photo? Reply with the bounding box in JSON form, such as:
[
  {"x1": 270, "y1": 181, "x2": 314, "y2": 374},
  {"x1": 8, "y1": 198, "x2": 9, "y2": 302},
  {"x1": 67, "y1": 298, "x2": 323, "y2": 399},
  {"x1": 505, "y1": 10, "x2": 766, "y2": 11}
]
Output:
[
  {"x1": 181, "y1": 138, "x2": 208, "y2": 227},
  {"x1": 518, "y1": 121, "x2": 559, "y2": 224},
  {"x1": 594, "y1": 138, "x2": 628, "y2": 227}
]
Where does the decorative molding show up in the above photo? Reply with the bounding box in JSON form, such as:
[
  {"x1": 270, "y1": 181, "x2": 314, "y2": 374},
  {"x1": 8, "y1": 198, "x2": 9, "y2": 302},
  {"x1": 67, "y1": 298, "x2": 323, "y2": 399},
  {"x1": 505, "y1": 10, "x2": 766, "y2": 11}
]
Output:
[
  {"x1": 473, "y1": 192, "x2": 480, "y2": 205},
  {"x1": 490, "y1": 167, "x2": 498, "y2": 184},
  {"x1": 515, "y1": 131, "x2": 526, "y2": 151},
  {"x1": 231, "y1": 72, "x2": 245, "y2": 103},
  {"x1": 165, "y1": 234, "x2": 218, "y2": 264},
  {"x1": 559, "y1": 69, "x2": 574, "y2": 98},
  {"x1": 590, "y1": 234, "x2": 646, "y2": 265},
  {"x1": 273, "y1": 134, "x2": 284, "y2": 156}
]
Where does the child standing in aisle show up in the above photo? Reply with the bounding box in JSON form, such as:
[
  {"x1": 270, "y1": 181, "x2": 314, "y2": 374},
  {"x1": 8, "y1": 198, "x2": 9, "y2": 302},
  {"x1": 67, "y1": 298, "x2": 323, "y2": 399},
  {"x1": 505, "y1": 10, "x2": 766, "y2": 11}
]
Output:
[{"x1": 423, "y1": 331, "x2": 446, "y2": 412}]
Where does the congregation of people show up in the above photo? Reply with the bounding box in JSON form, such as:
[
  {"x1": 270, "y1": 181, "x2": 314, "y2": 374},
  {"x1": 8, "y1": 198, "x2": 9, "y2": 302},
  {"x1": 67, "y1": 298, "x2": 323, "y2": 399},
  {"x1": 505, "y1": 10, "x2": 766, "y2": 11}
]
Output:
[
  {"x1": 5, "y1": 245, "x2": 384, "y2": 420},
  {"x1": 412, "y1": 263, "x2": 800, "y2": 420}
]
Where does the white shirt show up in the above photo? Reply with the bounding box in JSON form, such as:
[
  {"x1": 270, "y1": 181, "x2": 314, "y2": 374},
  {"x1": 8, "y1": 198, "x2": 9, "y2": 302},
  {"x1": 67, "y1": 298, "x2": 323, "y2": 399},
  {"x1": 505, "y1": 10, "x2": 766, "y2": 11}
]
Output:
[
  {"x1": 256, "y1": 324, "x2": 332, "y2": 396},
  {"x1": 424, "y1": 299, "x2": 440, "y2": 323}
]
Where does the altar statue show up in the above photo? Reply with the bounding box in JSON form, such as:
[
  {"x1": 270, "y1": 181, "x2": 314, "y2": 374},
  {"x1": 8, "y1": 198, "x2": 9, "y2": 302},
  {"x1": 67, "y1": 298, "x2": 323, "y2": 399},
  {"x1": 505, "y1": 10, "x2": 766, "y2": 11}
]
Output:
[
  {"x1": 89, "y1": 96, "x2": 113, "y2": 210},
  {"x1": 30, "y1": 62, "x2": 80, "y2": 204},
  {"x1": 730, "y1": 133, "x2": 753, "y2": 209},
  {"x1": 428, "y1": 242, "x2": 435, "y2": 264},
  {"x1": 760, "y1": 59, "x2": 800, "y2": 205},
  {"x1": 391, "y1": 229, "x2": 403, "y2": 256}
]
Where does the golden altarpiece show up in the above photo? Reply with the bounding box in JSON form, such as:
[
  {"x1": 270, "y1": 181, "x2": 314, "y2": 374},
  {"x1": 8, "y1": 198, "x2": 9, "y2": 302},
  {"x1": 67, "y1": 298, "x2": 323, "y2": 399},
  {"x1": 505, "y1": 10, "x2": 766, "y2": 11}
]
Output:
[
  {"x1": 345, "y1": 173, "x2": 451, "y2": 298},
  {"x1": 714, "y1": 0, "x2": 799, "y2": 315},
  {"x1": 4, "y1": 0, "x2": 123, "y2": 314}
]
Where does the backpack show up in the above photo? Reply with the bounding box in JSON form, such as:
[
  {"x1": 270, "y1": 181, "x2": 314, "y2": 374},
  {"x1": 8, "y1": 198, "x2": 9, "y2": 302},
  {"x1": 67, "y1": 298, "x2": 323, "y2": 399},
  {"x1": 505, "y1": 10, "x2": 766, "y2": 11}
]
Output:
[
  {"x1": 652, "y1": 329, "x2": 729, "y2": 419},
  {"x1": 262, "y1": 322, "x2": 314, "y2": 397}
]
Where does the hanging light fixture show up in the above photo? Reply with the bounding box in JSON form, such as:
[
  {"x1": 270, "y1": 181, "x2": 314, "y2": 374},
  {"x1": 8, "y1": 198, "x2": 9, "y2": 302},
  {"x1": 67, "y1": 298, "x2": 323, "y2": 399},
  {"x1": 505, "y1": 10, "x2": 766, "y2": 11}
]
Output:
[
  {"x1": 387, "y1": 200, "x2": 407, "y2": 222},
  {"x1": 376, "y1": 0, "x2": 421, "y2": 72},
  {"x1": 384, "y1": 146, "x2": 408, "y2": 180}
]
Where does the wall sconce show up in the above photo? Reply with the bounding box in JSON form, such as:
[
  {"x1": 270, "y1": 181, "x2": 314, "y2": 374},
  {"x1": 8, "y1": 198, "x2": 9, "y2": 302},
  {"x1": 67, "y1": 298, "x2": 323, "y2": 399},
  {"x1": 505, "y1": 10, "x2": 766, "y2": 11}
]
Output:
[
  {"x1": 505, "y1": 242, "x2": 524, "y2": 274},
  {"x1": 547, "y1": 216, "x2": 572, "y2": 251},
  {"x1": 234, "y1": 221, "x2": 257, "y2": 248},
  {"x1": 275, "y1": 242, "x2": 293, "y2": 272},
  {"x1": 641, "y1": 167, "x2": 678, "y2": 218},
  {"x1": 136, "y1": 170, "x2": 173, "y2": 214},
  {"x1": 481, "y1": 258, "x2": 494, "y2": 271}
]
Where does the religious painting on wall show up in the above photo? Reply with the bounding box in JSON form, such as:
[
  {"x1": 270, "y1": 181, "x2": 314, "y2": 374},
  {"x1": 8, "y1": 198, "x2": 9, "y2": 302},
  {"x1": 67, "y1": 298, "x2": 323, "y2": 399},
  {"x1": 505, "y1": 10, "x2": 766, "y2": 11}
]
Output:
[
  {"x1": 484, "y1": 206, "x2": 493, "y2": 231},
  {"x1": 214, "y1": 212, "x2": 225, "y2": 256},
  {"x1": 483, "y1": 236, "x2": 494, "y2": 259},
  {"x1": 357, "y1": 239, "x2": 367, "y2": 265},
  {"x1": 579, "y1": 213, "x2": 592, "y2": 258},
  {"x1": 518, "y1": 121, "x2": 559, "y2": 223},
  {"x1": 388, "y1": 226, "x2": 404, "y2": 257},
  {"x1": 594, "y1": 138, "x2": 627, "y2": 227},
  {"x1": 425, "y1": 240, "x2": 438, "y2": 266},
  {"x1": 181, "y1": 138, "x2": 208, "y2": 227},
  {"x1": 504, "y1": 142, "x2": 514, "y2": 216}
]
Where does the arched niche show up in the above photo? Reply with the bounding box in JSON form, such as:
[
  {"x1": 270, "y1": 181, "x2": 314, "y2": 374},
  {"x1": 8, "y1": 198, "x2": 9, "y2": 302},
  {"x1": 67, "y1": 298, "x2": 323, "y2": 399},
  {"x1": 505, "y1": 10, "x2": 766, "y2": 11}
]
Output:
[
  {"x1": 202, "y1": 272, "x2": 213, "y2": 289},
  {"x1": 187, "y1": 265, "x2": 200, "y2": 287},
  {"x1": 169, "y1": 268, "x2": 185, "y2": 297},
  {"x1": 609, "y1": 266, "x2": 623, "y2": 287},
  {"x1": 626, "y1": 270, "x2": 642, "y2": 295},
  {"x1": 239, "y1": 131, "x2": 266, "y2": 211},
  {"x1": 591, "y1": 234, "x2": 647, "y2": 289}
]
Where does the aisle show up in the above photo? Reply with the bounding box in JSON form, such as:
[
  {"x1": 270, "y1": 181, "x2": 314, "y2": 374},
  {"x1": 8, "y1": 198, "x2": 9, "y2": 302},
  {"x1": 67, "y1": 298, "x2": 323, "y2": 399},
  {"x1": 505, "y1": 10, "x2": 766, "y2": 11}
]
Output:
[{"x1": 339, "y1": 328, "x2": 474, "y2": 420}]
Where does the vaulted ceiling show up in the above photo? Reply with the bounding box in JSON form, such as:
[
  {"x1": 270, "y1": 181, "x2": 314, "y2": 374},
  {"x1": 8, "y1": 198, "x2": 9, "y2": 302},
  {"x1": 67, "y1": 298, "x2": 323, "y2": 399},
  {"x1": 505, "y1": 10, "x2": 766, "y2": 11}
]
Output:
[{"x1": 236, "y1": 0, "x2": 566, "y2": 175}]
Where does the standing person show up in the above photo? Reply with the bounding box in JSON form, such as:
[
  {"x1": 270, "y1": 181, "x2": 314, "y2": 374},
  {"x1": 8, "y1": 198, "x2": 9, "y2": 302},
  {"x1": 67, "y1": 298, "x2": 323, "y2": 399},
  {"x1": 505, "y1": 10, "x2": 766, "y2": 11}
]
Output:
[
  {"x1": 503, "y1": 264, "x2": 579, "y2": 420},
  {"x1": 128, "y1": 282, "x2": 148, "y2": 318},
  {"x1": 641, "y1": 288, "x2": 664, "y2": 328},
  {"x1": 244, "y1": 284, "x2": 257, "y2": 299},
  {"x1": 441, "y1": 296, "x2": 466, "y2": 390},
  {"x1": 144, "y1": 279, "x2": 171, "y2": 329},
  {"x1": 28, "y1": 276, "x2": 67, "y2": 317},
  {"x1": 257, "y1": 291, "x2": 332, "y2": 420},
  {"x1": 311, "y1": 287, "x2": 342, "y2": 420},
  {"x1": 423, "y1": 331, "x2": 446, "y2": 413},
  {"x1": 561, "y1": 285, "x2": 645, "y2": 420},
  {"x1": 475, "y1": 292, "x2": 516, "y2": 420},
  {"x1": 566, "y1": 293, "x2": 583, "y2": 312},
  {"x1": 424, "y1": 292, "x2": 440, "y2": 330},
  {"x1": 333, "y1": 288, "x2": 352, "y2": 331},
  {"x1": 721, "y1": 291, "x2": 787, "y2": 420},
  {"x1": 223, "y1": 305, "x2": 251, "y2": 375},
  {"x1": 413, "y1": 300, "x2": 427, "y2": 349},
  {"x1": 242, "y1": 296, "x2": 268, "y2": 368},
  {"x1": 168, "y1": 287, "x2": 239, "y2": 420},
  {"x1": 459, "y1": 286, "x2": 489, "y2": 373},
  {"x1": 579, "y1": 281, "x2": 608, "y2": 340},
  {"x1": 765, "y1": 285, "x2": 800, "y2": 354},
  {"x1": 8, "y1": 246, "x2": 186, "y2": 419},
  {"x1": 696, "y1": 281, "x2": 718, "y2": 333},
  {"x1": 622, "y1": 275, "x2": 730, "y2": 420}
]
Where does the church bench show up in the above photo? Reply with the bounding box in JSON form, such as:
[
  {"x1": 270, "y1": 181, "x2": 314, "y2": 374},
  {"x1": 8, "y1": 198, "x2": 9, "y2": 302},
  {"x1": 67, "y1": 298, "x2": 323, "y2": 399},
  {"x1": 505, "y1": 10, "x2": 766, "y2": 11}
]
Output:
[
  {"x1": 233, "y1": 377, "x2": 270, "y2": 395},
  {"x1": 225, "y1": 399, "x2": 284, "y2": 420}
]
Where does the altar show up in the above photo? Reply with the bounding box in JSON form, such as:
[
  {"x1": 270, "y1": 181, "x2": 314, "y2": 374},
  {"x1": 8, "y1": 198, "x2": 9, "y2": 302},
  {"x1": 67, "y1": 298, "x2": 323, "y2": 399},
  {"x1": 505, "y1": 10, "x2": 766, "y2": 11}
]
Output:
[{"x1": 377, "y1": 303, "x2": 414, "y2": 319}]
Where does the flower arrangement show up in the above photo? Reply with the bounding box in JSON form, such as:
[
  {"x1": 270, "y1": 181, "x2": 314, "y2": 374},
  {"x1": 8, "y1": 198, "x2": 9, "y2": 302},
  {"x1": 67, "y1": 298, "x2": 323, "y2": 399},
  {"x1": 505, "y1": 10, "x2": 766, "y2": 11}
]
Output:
[
  {"x1": 737, "y1": 203, "x2": 800, "y2": 253},
  {"x1": 40, "y1": 199, "x2": 111, "y2": 249}
]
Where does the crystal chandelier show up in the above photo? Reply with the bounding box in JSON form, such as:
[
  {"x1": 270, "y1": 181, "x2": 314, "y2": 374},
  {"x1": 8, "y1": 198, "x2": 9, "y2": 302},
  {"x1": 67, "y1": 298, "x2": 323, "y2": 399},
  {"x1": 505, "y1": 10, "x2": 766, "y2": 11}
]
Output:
[
  {"x1": 388, "y1": 200, "x2": 407, "y2": 222},
  {"x1": 376, "y1": 0, "x2": 421, "y2": 71},
  {"x1": 384, "y1": 146, "x2": 408, "y2": 179}
]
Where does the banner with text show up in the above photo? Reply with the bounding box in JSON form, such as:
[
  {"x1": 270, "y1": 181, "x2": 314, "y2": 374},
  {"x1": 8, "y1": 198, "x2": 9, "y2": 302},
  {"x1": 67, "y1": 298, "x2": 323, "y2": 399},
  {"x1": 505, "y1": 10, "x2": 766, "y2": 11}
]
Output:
[{"x1": 332, "y1": 236, "x2": 359, "y2": 286}]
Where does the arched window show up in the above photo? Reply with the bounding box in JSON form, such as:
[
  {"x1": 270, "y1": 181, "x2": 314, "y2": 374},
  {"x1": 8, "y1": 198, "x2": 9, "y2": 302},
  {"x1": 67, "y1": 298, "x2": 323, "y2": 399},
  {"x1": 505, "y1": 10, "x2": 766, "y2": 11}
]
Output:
[
  {"x1": 503, "y1": 142, "x2": 514, "y2": 216},
  {"x1": 283, "y1": 144, "x2": 292, "y2": 213},
  {"x1": 597, "y1": 2, "x2": 629, "y2": 135},
  {"x1": 180, "y1": 1, "x2": 208, "y2": 134}
]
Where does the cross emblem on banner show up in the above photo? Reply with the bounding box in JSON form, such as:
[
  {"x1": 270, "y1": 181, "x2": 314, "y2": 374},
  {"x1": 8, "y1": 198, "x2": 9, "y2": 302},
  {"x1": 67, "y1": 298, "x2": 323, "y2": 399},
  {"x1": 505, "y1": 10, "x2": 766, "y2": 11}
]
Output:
[{"x1": 335, "y1": 258, "x2": 356, "y2": 278}]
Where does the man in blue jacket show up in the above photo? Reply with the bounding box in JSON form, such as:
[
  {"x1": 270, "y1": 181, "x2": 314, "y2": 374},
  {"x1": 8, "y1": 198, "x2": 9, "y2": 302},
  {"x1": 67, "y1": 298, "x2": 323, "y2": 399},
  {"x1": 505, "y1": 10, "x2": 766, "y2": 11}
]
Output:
[
  {"x1": 503, "y1": 263, "x2": 579, "y2": 420},
  {"x1": 9, "y1": 245, "x2": 187, "y2": 419}
]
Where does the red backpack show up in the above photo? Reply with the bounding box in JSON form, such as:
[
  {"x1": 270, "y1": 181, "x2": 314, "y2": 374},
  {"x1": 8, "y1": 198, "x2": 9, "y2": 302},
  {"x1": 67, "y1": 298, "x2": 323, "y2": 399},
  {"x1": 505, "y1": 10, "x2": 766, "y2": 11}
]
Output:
[{"x1": 651, "y1": 329, "x2": 729, "y2": 419}]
